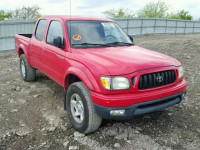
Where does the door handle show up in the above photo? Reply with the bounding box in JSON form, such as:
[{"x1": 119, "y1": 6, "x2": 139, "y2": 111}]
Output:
[{"x1": 57, "y1": 55, "x2": 64, "y2": 60}]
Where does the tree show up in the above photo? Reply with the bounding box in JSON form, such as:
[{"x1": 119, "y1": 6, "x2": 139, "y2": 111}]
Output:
[
  {"x1": 0, "y1": 10, "x2": 12, "y2": 21},
  {"x1": 11, "y1": 5, "x2": 40, "y2": 20},
  {"x1": 103, "y1": 1, "x2": 193, "y2": 20},
  {"x1": 137, "y1": 1, "x2": 168, "y2": 18},
  {"x1": 104, "y1": 8, "x2": 134, "y2": 18},
  {"x1": 168, "y1": 10, "x2": 193, "y2": 20}
]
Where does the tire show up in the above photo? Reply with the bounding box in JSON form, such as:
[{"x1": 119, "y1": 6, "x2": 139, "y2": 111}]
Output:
[
  {"x1": 65, "y1": 82, "x2": 102, "y2": 134},
  {"x1": 20, "y1": 54, "x2": 36, "y2": 82}
]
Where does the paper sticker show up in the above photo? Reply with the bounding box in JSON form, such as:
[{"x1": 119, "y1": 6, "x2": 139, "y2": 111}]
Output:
[
  {"x1": 72, "y1": 34, "x2": 82, "y2": 41},
  {"x1": 101, "y1": 22, "x2": 115, "y2": 27}
]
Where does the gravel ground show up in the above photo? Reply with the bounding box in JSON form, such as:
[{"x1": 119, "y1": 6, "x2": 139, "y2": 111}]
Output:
[{"x1": 0, "y1": 34, "x2": 200, "y2": 150}]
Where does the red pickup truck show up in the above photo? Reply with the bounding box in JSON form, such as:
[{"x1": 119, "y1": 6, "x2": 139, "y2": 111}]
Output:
[{"x1": 15, "y1": 16, "x2": 187, "y2": 133}]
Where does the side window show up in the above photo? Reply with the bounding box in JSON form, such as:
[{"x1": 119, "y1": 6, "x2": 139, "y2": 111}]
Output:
[
  {"x1": 35, "y1": 19, "x2": 47, "y2": 41},
  {"x1": 46, "y1": 21, "x2": 64, "y2": 48}
]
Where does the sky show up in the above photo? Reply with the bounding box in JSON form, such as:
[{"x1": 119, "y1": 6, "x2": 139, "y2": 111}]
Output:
[{"x1": 0, "y1": 0, "x2": 200, "y2": 20}]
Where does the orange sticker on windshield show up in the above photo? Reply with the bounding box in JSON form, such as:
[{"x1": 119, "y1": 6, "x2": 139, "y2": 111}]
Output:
[{"x1": 72, "y1": 34, "x2": 82, "y2": 41}]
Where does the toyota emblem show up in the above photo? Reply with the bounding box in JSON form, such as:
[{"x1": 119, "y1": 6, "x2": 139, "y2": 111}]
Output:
[{"x1": 157, "y1": 76, "x2": 163, "y2": 82}]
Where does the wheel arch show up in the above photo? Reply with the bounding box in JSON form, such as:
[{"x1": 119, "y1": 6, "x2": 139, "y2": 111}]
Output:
[
  {"x1": 64, "y1": 67, "x2": 94, "y2": 92},
  {"x1": 18, "y1": 48, "x2": 24, "y2": 56},
  {"x1": 17, "y1": 45, "x2": 31, "y2": 66}
]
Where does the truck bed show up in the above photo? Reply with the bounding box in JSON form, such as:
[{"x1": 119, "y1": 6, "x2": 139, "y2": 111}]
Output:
[
  {"x1": 18, "y1": 34, "x2": 32, "y2": 38},
  {"x1": 15, "y1": 34, "x2": 32, "y2": 54}
]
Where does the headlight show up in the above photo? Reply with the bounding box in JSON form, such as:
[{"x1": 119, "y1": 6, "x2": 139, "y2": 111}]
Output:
[
  {"x1": 178, "y1": 66, "x2": 184, "y2": 79},
  {"x1": 100, "y1": 77, "x2": 130, "y2": 90},
  {"x1": 112, "y1": 77, "x2": 130, "y2": 90}
]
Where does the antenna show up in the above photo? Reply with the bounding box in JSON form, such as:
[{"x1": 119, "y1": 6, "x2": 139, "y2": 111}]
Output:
[
  {"x1": 70, "y1": 0, "x2": 71, "y2": 19},
  {"x1": 69, "y1": 0, "x2": 72, "y2": 53}
]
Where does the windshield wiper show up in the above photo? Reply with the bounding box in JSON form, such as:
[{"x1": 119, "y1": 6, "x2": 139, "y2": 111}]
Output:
[
  {"x1": 72, "y1": 43, "x2": 109, "y2": 47},
  {"x1": 107, "y1": 42, "x2": 133, "y2": 46}
]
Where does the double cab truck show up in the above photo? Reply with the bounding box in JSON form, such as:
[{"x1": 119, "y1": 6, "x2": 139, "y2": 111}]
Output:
[{"x1": 15, "y1": 16, "x2": 187, "y2": 133}]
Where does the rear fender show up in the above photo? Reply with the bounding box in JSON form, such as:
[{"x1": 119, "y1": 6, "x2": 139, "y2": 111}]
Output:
[{"x1": 17, "y1": 44, "x2": 31, "y2": 66}]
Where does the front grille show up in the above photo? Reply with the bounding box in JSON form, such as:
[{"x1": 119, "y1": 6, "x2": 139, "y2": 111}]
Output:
[{"x1": 138, "y1": 70, "x2": 176, "y2": 90}]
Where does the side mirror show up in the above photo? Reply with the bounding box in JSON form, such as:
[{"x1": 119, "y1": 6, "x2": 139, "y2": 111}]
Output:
[
  {"x1": 128, "y1": 35, "x2": 134, "y2": 43},
  {"x1": 53, "y1": 36, "x2": 63, "y2": 49}
]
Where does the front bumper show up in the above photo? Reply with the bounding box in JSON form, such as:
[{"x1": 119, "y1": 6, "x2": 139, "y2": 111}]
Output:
[
  {"x1": 93, "y1": 92, "x2": 186, "y2": 119},
  {"x1": 91, "y1": 79, "x2": 187, "y2": 119},
  {"x1": 91, "y1": 79, "x2": 187, "y2": 107}
]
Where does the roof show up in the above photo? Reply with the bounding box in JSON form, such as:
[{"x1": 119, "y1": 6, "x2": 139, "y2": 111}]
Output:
[{"x1": 40, "y1": 15, "x2": 113, "y2": 22}]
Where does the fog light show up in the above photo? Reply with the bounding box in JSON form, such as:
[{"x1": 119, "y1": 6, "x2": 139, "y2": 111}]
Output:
[
  {"x1": 110, "y1": 110, "x2": 125, "y2": 116},
  {"x1": 182, "y1": 92, "x2": 186, "y2": 98}
]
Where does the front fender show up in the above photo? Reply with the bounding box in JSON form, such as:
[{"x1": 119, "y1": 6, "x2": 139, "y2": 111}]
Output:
[{"x1": 64, "y1": 67, "x2": 101, "y2": 92}]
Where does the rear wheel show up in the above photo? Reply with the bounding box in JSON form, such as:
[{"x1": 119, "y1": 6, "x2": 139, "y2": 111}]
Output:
[
  {"x1": 20, "y1": 54, "x2": 36, "y2": 82},
  {"x1": 65, "y1": 82, "x2": 102, "y2": 134}
]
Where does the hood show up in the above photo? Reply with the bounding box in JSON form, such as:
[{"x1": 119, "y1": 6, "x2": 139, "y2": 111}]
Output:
[{"x1": 75, "y1": 45, "x2": 181, "y2": 75}]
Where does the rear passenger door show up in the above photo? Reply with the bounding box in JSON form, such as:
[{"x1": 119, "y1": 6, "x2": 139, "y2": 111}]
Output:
[
  {"x1": 29, "y1": 19, "x2": 47, "y2": 70},
  {"x1": 42, "y1": 20, "x2": 67, "y2": 86}
]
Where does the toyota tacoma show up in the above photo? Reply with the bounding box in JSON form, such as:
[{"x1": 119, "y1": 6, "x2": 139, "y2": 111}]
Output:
[{"x1": 15, "y1": 16, "x2": 187, "y2": 133}]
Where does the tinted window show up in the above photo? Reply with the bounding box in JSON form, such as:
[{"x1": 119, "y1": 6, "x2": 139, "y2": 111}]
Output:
[
  {"x1": 35, "y1": 19, "x2": 47, "y2": 41},
  {"x1": 46, "y1": 21, "x2": 64, "y2": 48}
]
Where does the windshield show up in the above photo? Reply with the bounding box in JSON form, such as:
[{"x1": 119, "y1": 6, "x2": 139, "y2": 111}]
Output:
[{"x1": 66, "y1": 21, "x2": 133, "y2": 48}]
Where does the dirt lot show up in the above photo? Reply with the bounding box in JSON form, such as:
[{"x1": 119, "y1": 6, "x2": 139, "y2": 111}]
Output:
[{"x1": 0, "y1": 34, "x2": 200, "y2": 150}]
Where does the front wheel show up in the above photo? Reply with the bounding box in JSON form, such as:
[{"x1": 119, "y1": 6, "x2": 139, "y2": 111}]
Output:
[{"x1": 65, "y1": 82, "x2": 102, "y2": 134}]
